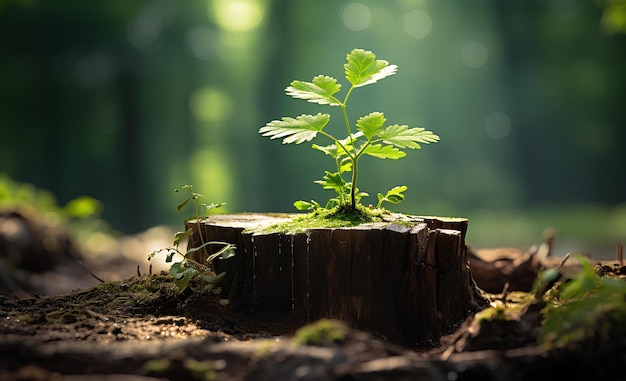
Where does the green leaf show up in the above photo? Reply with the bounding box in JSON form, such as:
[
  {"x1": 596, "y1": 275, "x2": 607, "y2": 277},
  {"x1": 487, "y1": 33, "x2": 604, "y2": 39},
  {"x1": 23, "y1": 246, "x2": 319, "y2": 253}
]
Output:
[
  {"x1": 286, "y1": 76, "x2": 342, "y2": 106},
  {"x1": 344, "y1": 49, "x2": 398, "y2": 88},
  {"x1": 360, "y1": 144, "x2": 406, "y2": 159},
  {"x1": 314, "y1": 171, "x2": 347, "y2": 191},
  {"x1": 294, "y1": 200, "x2": 320, "y2": 211},
  {"x1": 206, "y1": 243, "x2": 236, "y2": 262},
  {"x1": 173, "y1": 229, "x2": 193, "y2": 248},
  {"x1": 169, "y1": 262, "x2": 196, "y2": 291},
  {"x1": 165, "y1": 250, "x2": 177, "y2": 263},
  {"x1": 186, "y1": 241, "x2": 214, "y2": 256},
  {"x1": 338, "y1": 157, "x2": 352, "y2": 173},
  {"x1": 199, "y1": 202, "x2": 224, "y2": 217},
  {"x1": 173, "y1": 185, "x2": 193, "y2": 193},
  {"x1": 376, "y1": 185, "x2": 407, "y2": 208},
  {"x1": 356, "y1": 112, "x2": 386, "y2": 140},
  {"x1": 176, "y1": 198, "x2": 191, "y2": 214},
  {"x1": 378, "y1": 125, "x2": 440, "y2": 149},
  {"x1": 313, "y1": 141, "x2": 354, "y2": 173},
  {"x1": 148, "y1": 248, "x2": 168, "y2": 261},
  {"x1": 312, "y1": 143, "x2": 339, "y2": 158},
  {"x1": 259, "y1": 113, "x2": 330, "y2": 144}
]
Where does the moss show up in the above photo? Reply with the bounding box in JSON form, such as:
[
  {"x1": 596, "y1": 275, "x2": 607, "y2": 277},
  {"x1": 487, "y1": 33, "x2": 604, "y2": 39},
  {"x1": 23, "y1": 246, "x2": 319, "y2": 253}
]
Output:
[
  {"x1": 252, "y1": 205, "x2": 392, "y2": 234},
  {"x1": 292, "y1": 319, "x2": 347, "y2": 346},
  {"x1": 95, "y1": 273, "x2": 175, "y2": 295},
  {"x1": 477, "y1": 292, "x2": 535, "y2": 322}
]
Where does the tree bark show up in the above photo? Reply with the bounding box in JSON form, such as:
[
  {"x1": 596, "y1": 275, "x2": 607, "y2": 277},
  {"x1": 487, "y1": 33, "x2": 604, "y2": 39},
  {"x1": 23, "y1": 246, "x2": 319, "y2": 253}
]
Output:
[{"x1": 186, "y1": 213, "x2": 488, "y2": 347}]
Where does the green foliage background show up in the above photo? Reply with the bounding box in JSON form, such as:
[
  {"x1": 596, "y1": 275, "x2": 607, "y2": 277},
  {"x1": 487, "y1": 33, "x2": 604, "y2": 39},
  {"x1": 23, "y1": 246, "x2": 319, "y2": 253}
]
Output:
[{"x1": 0, "y1": 0, "x2": 624, "y2": 255}]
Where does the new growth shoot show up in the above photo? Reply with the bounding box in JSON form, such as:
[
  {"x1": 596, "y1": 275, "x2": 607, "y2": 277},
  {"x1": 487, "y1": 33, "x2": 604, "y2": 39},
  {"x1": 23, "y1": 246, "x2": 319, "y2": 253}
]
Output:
[
  {"x1": 259, "y1": 49, "x2": 439, "y2": 214},
  {"x1": 148, "y1": 185, "x2": 235, "y2": 295}
]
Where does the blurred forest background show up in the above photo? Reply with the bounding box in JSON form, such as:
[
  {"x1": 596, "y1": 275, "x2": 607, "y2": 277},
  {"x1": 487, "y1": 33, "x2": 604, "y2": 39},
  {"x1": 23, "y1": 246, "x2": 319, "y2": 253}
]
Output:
[{"x1": 1, "y1": 0, "x2": 625, "y2": 257}]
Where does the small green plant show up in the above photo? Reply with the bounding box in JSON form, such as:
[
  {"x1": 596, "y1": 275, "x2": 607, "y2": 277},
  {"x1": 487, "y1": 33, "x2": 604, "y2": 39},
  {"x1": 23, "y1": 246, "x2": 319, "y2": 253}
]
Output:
[
  {"x1": 259, "y1": 49, "x2": 439, "y2": 214},
  {"x1": 148, "y1": 185, "x2": 235, "y2": 295},
  {"x1": 0, "y1": 173, "x2": 111, "y2": 241},
  {"x1": 539, "y1": 255, "x2": 626, "y2": 347}
]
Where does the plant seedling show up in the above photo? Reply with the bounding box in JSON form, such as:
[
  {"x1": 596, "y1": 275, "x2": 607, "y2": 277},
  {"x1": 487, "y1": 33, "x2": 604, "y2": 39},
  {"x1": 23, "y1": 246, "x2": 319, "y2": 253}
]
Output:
[
  {"x1": 148, "y1": 185, "x2": 235, "y2": 294},
  {"x1": 260, "y1": 49, "x2": 440, "y2": 214}
]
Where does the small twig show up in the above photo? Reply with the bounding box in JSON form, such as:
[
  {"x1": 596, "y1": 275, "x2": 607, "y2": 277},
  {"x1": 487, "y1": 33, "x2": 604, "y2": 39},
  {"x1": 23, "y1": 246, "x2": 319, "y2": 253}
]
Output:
[
  {"x1": 499, "y1": 282, "x2": 510, "y2": 306},
  {"x1": 78, "y1": 261, "x2": 105, "y2": 283},
  {"x1": 617, "y1": 241, "x2": 623, "y2": 267},
  {"x1": 137, "y1": 265, "x2": 141, "y2": 277},
  {"x1": 558, "y1": 253, "x2": 571, "y2": 270},
  {"x1": 149, "y1": 263, "x2": 152, "y2": 275}
]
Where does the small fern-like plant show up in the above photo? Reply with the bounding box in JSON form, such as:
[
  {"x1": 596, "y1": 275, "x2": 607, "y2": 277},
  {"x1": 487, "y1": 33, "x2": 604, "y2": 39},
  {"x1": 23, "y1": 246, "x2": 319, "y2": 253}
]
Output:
[
  {"x1": 148, "y1": 185, "x2": 235, "y2": 295},
  {"x1": 259, "y1": 49, "x2": 440, "y2": 213},
  {"x1": 540, "y1": 255, "x2": 626, "y2": 348}
]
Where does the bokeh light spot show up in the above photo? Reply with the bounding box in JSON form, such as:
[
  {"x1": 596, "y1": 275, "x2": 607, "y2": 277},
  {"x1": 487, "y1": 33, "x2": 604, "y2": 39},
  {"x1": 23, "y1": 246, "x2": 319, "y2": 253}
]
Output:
[
  {"x1": 403, "y1": 9, "x2": 432, "y2": 39},
  {"x1": 191, "y1": 149, "x2": 233, "y2": 211},
  {"x1": 190, "y1": 87, "x2": 233, "y2": 123},
  {"x1": 126, "y1": 4, "x2": 165, "y2": 53},
  {"x1": 186, "y1": 26, "x2": 216, "y2": 61},
  {"x1": 342, "y1": 2, "x2": 371, "y2": 31},
  {"x1": 210, "y1": 0, "x2": 265, "y2": 33},
  {"x1": 484, "y1": 112, "x2": 512, "y2": 140},
  {"x1": 462, "y1": 41, "x2": 488, "y2": 68}
]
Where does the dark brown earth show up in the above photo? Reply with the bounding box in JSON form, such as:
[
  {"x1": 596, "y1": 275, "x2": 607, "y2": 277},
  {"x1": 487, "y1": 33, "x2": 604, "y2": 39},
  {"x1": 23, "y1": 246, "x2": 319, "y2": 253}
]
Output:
[{"x1": 1, "y1": 210, "x2": 625, "y2": 380}]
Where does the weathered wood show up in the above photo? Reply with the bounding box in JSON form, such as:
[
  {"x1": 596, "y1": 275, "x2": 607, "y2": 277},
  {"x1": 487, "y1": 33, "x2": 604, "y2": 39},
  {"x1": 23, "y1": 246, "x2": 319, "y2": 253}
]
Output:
[{"x1": 186, "y1": 213, "x2": 488, "y2": 347}]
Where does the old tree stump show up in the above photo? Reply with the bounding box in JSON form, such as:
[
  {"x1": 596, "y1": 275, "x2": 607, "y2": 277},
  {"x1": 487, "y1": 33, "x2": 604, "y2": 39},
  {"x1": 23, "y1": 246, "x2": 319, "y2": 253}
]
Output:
[{"x1": 186, "y1": 213, "x2": 488, "y2": 347}]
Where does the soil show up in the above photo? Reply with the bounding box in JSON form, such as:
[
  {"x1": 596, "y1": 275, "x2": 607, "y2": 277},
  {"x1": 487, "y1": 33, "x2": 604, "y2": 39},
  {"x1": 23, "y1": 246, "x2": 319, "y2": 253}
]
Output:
[{"x1": 1, "y1": 211, "x2": 625, "y2": 380}]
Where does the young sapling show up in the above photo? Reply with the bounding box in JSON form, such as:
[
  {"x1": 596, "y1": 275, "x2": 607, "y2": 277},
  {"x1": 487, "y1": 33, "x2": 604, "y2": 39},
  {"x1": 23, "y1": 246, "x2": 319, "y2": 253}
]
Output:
[
  {"x1": 148, "y1": 185, "x2": 235, "y2": 295},
  {"x1": 259, "y1": 49, "x2": 439, "y2": 214}
]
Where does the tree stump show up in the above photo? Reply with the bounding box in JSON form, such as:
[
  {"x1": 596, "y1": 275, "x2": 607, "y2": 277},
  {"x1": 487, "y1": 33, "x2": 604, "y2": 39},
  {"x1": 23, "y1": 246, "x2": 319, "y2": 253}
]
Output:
[{"x1": 186, "y1": 213, "x2": 488, "y2": 347}]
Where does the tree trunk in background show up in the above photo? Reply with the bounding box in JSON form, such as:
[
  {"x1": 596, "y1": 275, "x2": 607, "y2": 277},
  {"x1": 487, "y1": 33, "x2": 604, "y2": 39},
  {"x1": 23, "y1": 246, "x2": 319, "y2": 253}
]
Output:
[{"x1": 187, "y1": 214, "x2": 488, "y2": 347}]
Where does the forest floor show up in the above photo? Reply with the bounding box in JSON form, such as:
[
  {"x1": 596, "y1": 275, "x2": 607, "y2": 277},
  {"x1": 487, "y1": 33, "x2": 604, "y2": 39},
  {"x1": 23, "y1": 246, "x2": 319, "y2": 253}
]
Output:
[{"x1": 0, "y1": 211, "x2": 625, "y2": 381}]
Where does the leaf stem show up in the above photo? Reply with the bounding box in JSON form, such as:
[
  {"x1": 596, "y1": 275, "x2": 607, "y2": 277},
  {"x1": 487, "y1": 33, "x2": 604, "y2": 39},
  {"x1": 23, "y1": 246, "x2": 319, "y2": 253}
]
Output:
[{"x1": 341, "y1": 85, "x2": 361, "y2": 209}]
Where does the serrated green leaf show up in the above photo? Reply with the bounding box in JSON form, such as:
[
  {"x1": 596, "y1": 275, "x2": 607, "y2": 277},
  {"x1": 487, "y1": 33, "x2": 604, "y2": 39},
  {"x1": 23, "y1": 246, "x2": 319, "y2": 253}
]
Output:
[
  {"x1": 312, "y1": 143, "x2": 339, "y2": 158},
  {"x1": 314, "y1": 171, "x2": 346, "y2": 190},
  {"x1": 376, "y1": 185, "x2": 407, "y2": 208},
  {"x1": 378, "y1": 125, "x2": 440, "y2": 149},
  {"x1": 338, "y1": 157, "x2": 352, "y2": 173},
  {"x1": 344, "y1": 49, "x2": 398, "y2": 88},
  {"x1": 356, "y1": 112, "x2": 386, "y2": 140},
  {"x1": 259, "y1": 113, "x2": 330, "y2": 144},
  {"x1": 384, "y1": 186, "x2": 407, "y2": 203},
  {"x1": 286, "y1": 76, "x2": 342, "y2": 106},
  {"x1": 361, "y1": 144, "x2": 406, "y2": 159},
  {"x1": 312, "y1": 141, "x2": 354, "y2": 162}
]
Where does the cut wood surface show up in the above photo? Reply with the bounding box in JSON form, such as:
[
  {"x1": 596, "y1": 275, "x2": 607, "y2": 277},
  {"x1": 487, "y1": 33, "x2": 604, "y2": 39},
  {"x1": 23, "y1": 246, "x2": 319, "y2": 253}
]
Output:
[{"x1": 187, "y1": 213, "x2": 488, "y2": 347}]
